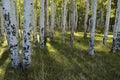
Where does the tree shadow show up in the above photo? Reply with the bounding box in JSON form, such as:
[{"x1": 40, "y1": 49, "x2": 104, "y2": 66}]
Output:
[
  {"x1": 48, "y1": 40, "x2": 92, "y2": 79},
  {"x1": 0, "y1": 49, "x2": 9, "y2": 67},
  {"x1": 1, "y1": 32, "x2": 119, "y2": 80},
  {"x1": 48, "y1": 38, "x2": 119, "y2": 80}
]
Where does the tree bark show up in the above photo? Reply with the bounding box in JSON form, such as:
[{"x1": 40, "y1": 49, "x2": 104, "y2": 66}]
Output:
[
  {"x1": 44, "y1": 0, "x2": 49, "y2": 47},
  {"x1": 40, "y1": 0, "x2": 45, "y2": 48},
  {"x1": 103, "y1": 0, "x2": 111, "y2": 45},
  {"x1": 70, "y1": 0, "x2": 75, "y2": 46},
  {"x1": 84, "y1": 0, "x2": 89, "y2": 38},
  {"x1": 75, "y1": 5, "x2": 78, "y2": 30},
  {"x1": 62, "y1": 0, "x2": 68, "y2": 43},
  {"x1": 22, "y1": 0, "x2": 33, "y2": 69},
  {"x1": 50, "y1": 0, "x2": 55, "y2": 41},
  {"x1": 89, "y1": 0, "x2": 97, "y2": 55},
  {"x1": 0, "y1": 5, "x2": 5, "y2": 41},
  {"x1": 14, "y1": 0, "x2": 19, "y2": 37},
  {"x1": 111, "y1": 0, "x2": 120, "y2": 52},
  {"x1": 2, "y1": 0, "x2": 20, "y2": 68},
  {"x1": 33, "y1": 0, "x2": 38, "y2": 47}
]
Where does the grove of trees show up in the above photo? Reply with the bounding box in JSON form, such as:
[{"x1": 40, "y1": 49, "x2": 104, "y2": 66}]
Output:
[{"x1": 0, "y1": 0, "x2": 120, "y2": 76}]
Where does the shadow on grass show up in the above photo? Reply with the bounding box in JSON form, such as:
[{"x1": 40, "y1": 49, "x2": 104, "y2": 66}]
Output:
[
  {"x1": 0, "y1": 49, "x2": 9, "y2": 67},
  {"x1": 2, "y1": 31, "x2": 120, "y2": 80}
]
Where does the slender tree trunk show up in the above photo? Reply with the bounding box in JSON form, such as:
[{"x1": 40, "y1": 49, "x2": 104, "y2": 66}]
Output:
[
  {"x1": 33, "y1": 0, "x2": 38, "y2": 47},
  {"x1": 75, "y1": 5, "x2": 78, "y2": 31},
  {"x1": 14, "y1": 0, "x2": 19, "y2": 37},
  {"x1": 44, "y1": 0, "x2": 49, "y2": 46},
  {"x1": 47, "y1": 0, "x2": 49, "y2": 34},
  {"x1": 40, "y1": 0, "x2": 45, "y2": 48},
  {"x1": 68, "y1": 11, "x2": 71, "y2": 31},
  {"x1": 18, "y1": 0, "x2": 22, "y2": 38},
  {"x1": 22, "y1": 0, "x2": 33, "y2": 69},
  {"x1": 84, "y1": 0, "x2": 89, "y2": 38},
  {"x1": 100, "y1": 10, "x2": 104, "y2": 26},
  {"x1": 0, "y1": 5, "x2": 5, "y2": 41},
  {"x1": 62, "y1": 0, "x2": 68, "y2": 43},
  {"x1": 70, "y1": 0, "x2": 75, "y2": 46},
  {"x1": 50, "y1": 0, "x2": 55, "y2": 41},
  {"x1": 111, "y1": 0, "x2": 120, "y2": 52},
  {"x1": 89, "y1": 0, "x2": 97, "y2": 55},
  {"x1": 103, "y1": 0, "x2": 111, "y2": 45},
  {"x1": 61, "y1": 9, "x2": 64, "y2": 29},
  {"x1": 2, "y1": 0, "x2": 20, "y2": 68}
]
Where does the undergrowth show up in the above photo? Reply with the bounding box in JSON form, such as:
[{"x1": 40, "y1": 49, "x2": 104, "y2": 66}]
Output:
[{"x1": 0, "y1": 31, "x2": 120, "y2": 80}]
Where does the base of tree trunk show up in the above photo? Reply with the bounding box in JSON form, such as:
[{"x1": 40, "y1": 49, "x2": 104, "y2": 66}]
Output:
[
  {"x1": 111, "y1": 33, "x2": 120, "y2": 52},
  {"x1": 111, "y1": 38, "x2": 120, "y2": 52},
  {"x1": 103, "y1": 37, "x2": 107, "y2": 45},
  {"x1": 84, "y1": 33, "x2": 87, "y2": 39}
]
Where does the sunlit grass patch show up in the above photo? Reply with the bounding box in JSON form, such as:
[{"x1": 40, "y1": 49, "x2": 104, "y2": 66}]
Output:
[{"x1": 47, "y1": 43, "x2": 72, "y2": 67}]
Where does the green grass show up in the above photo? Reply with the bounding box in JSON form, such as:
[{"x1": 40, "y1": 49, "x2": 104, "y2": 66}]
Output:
[{"x1": 0, "y1": 31, "x2": 120, "y2": 80}]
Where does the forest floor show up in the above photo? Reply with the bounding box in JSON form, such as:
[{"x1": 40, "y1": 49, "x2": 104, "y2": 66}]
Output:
[{"x1": 0, "y1": 31, "x2": 120, "y2": 80}]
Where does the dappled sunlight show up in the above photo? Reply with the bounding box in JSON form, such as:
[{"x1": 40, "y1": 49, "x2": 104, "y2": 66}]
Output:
[
  {"x1": 0, "y1": 48, "x2": 7, "y2": 59},
  {"x1": 0, "y1": 41, "x2": 7, "y2": 48},
  {"x1": 95, "y1": 43, "x2": 110, "y2": 53},
  {"x1": 0, "y1": 58, "x2": 10, "y2": 78},
  {"x1": 0, "y1": 0, "x2": 119, "y2": 79},
  {"x1": 0, "y1": 41, "x2": 8, "y2": 58},
  {"x1": 108, "y1": 34, "x2": 113, "y2": 38},
  {"x1": 95, "y1": 36, "x2": 103, "y2": 41},
  {"x1": 46, "y1": 43, "x2": 72, "y2": 67},
  {"x1": 74, "y1": 32, "x2": 84, "y2": 37},
  {"x1": 46, "y1": 43, "x2": 57, "y2": 54},
  {"x1": 74, "y1": 41, "x2": 88, "y2": 51}
]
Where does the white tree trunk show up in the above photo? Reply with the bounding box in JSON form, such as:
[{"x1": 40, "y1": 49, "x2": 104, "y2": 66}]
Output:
[
  {"x1": 75, "y1": 4, "x2": 78, "y2": 30},
  {"x1": 22, "y1": 0, "x2": 33, "y2": 69},
  {"x1": 84, "y1": 0, "x2": 89, "y2": 38},
  {"x1": 44, "y1": 0, "x2": 49, "y2": 46},
  {"x1": 2, "y1": 0, "x2": 20, "y2": 68},
  {"x1": 33, "y1": 0, "x2": 38, "y2": 47},
  {"x1": 111, "y1": 0, "x2": 120, "y2": 52},
  {"x1": 103, "y1": 0, "x2": 111, "y2": 45},
  {"x1": 62, "y1": 0, "x2": 68, "y2": 43},
  {"x1": 89, "y1": 0, "x2": 97, "y2": 55},
  {"x1": 50, "y1": 0, "x2": 55, "y2": 41},
  {"x1": 47, "y1": 0, "x2": 49, "y2": 34},
  {"x1": 40, "y1": 0, "x2": 45, "y2": 48},
  {"x1": 10, "y1": 0, "x2": 18, "y2": 37},
  {"x1": 14, "y1": 0, "x2": 19, "y2": 37},
  {"x1": 70, "y1": 0, "x2": 75, "y2": 46}
]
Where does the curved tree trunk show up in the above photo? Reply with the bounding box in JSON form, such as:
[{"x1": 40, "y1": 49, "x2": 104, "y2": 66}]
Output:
[
  {"x1": 2, "y1": 0, "x2": 20, "y2": 68},
  {"x1": 103, "y1": 0, "x2": 111, "y2": 45},
  {"x1": 22, "y1": 0, "x2": 33, "y2": 69},
  {"x1": 89, "y1": 0, "x2": 97, "y2": 55}
]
